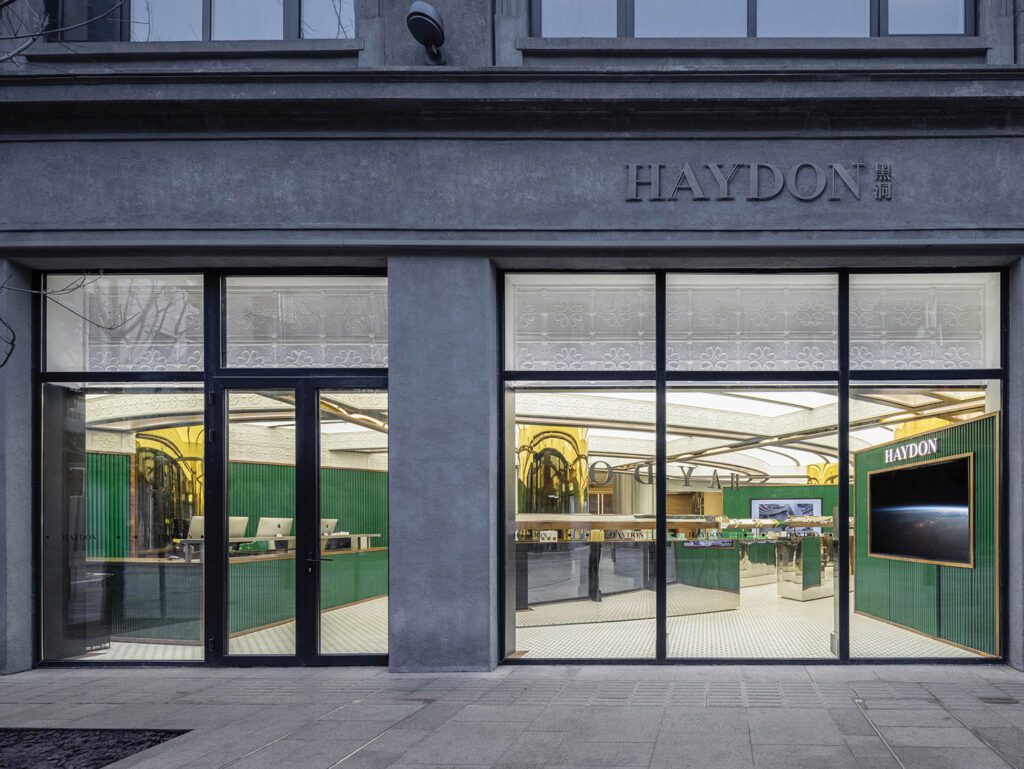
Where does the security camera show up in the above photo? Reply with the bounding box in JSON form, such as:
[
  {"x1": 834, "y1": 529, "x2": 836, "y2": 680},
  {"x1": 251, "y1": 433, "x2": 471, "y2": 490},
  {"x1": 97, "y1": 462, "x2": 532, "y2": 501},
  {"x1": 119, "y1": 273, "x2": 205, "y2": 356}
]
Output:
[{"x1": 407, "y1": 1, "x2": 446, "y2": 65}]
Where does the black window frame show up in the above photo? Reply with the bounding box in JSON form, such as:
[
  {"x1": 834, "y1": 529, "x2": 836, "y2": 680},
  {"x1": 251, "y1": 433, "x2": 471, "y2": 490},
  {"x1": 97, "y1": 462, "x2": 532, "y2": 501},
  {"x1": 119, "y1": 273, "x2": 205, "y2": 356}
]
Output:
[
  {"x1": 36, "y1": 268, "x2": 389, "y2": 669},
  {"x1": 529, "y1": 0, "x2": 977, "y2": 38},
  {"x1": 498, "y1": 267, "x2": 1007, "y2": 665},
  {"x1": 45, "y1": 0, "x2": 360, "y2": 43}
]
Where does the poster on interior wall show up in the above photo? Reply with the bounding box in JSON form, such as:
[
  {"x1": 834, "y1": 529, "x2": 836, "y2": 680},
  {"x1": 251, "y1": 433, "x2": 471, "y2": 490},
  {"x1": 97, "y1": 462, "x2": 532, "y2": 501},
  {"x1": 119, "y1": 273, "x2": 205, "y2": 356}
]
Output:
[
  {"x1": 868, "y1": 454, "x2": 974, "y2": 568},
  {"x1": 750, "y1": 499, "x2": 823, "y2": 535}
]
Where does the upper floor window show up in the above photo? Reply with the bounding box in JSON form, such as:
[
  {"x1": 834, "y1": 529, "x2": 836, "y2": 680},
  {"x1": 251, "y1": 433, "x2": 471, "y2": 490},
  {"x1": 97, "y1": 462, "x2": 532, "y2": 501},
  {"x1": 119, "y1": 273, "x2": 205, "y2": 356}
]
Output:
[
  {"x1": 47, "y1": 0, "x2": 356, "y2": 42},
  {"x1": 531, "y1": 0, "x2": 974, "y2": 37}
]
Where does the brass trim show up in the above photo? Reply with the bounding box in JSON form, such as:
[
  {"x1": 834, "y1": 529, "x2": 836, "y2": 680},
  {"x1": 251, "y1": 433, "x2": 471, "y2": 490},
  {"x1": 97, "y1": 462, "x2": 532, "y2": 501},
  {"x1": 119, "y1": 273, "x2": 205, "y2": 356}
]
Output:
[{"x1": 866, "y1": 451, "x2": 975, "y2": 569}]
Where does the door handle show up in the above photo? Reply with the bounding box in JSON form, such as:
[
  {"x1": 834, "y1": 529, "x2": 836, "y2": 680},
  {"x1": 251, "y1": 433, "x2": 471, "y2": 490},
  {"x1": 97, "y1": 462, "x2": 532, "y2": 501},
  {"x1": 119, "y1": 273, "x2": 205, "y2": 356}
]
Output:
[{"x1": 305, "y1": 557, "x2": 333, "y2": 563}]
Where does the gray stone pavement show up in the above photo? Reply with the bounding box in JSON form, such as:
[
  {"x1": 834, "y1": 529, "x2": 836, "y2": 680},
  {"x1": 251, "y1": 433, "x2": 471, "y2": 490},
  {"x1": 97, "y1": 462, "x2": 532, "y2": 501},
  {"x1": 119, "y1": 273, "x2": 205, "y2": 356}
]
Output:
[{"x1": 1, "y1": 665, "x2": 1024, "y2": 769}]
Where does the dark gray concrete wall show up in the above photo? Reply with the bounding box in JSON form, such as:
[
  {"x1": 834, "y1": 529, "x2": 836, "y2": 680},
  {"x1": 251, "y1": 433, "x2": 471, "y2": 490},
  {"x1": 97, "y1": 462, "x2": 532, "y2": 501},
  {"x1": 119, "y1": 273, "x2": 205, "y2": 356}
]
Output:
[
  {"x1": 381, "y1": 0, "x2": 493, "y2": 67},
  {"x1": 0, "y1": 260, "x2": 33, "y2": 674},
  {"x1": 387, "y1": 256, "x2": 499, "y2": 671},
  {"x1": 4, "y1": 136, "x2": 1024, "y2": 249},
  {"x1": 1008, "y1": 258, "x2": 1023, "y2": 670}
]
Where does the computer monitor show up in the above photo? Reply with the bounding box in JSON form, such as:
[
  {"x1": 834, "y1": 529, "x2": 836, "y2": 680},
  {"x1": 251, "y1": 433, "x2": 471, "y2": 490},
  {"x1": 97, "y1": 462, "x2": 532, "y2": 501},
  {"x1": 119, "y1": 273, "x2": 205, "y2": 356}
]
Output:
[
  {"x1": 187, "y1": 516, "x2": 205, "y2": 540},
  {"x1": 320, "y1": 519, "x2": 338, "y2": 536},
  {"x1": 256, "y1": 517, "x2": 293, "y2": 538},
  {"x1": 228, "y1": 516, "x2": 249, "y2": 539}
]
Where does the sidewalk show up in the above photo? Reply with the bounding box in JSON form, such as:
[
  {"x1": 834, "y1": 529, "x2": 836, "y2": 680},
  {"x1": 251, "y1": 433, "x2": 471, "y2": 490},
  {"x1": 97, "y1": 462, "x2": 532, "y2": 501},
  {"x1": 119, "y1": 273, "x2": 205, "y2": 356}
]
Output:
[{"x1": 1, "y1": 664, "x2": 1023, "y2": 769}]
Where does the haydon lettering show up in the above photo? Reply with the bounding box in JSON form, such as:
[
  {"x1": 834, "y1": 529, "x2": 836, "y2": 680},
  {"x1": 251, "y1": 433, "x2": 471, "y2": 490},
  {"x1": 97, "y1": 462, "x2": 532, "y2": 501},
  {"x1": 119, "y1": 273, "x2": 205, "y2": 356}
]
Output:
[
  {"x1": 884, "y1": 438, "x2": 941, "y2": 464},
  {"x1": 625, "y1": 162, "x2": 875, "y2": 202}
]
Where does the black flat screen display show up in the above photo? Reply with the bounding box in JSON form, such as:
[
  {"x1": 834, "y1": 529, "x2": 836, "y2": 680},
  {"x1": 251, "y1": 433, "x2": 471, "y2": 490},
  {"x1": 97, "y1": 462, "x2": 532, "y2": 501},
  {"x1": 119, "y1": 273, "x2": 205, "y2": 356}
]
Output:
[{"x1": 868, "y1": 455, "x2": 973, "y2": 567}]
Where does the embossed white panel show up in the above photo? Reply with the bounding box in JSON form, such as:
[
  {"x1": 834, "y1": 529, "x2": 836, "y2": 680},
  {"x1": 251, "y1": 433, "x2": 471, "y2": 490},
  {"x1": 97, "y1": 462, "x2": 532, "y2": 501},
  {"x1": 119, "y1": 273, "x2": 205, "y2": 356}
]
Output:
[
  {"x1": 666, "y1": 274, "x2": 838, "y2": 372},
  {"x1": 225, "y1": 277, "x2": 387, "y2": 369},
  {"x1": 46, "y1": 274, "x2": 204, "y2": 372},
  {"x1": 505, "y1": 274, "x2": 656, "y2": 371},
  {"x1": 850, "y1": 273, "x2": 1000, "y2": 370}
]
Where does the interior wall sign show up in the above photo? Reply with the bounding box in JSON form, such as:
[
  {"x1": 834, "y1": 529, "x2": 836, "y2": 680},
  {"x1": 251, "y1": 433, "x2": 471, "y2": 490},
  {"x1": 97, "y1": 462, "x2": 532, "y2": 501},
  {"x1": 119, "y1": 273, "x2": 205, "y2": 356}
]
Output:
[
  {"x1": 625, "y1": 162, "x2": 894, "y2": 202},
  {"x1": 883, "y1": 437, "x2": 940, "y2": 464}
]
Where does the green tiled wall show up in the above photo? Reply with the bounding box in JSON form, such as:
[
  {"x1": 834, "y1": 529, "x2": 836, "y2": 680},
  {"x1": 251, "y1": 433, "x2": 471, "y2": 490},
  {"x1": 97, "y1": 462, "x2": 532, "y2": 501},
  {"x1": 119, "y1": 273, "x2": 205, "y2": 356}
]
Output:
[
  {"x1": 854, "y1": 416, "x2": 999, "y2": 656},
  {"x1": 86, "y1": 453, "x2": 131, "y2": 559}
]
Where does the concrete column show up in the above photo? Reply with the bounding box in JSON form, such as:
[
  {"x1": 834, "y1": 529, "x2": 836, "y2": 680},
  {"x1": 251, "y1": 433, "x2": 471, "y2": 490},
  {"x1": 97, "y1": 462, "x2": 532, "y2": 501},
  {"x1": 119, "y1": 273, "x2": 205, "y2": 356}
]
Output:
[
  {"x1": 1008, "y1": 259, "x2": 1023, "y2": 670},
  {"x1": 0, "y1": 260, "x2": 34, "y2": 674},
  {"x1": 387, "y1": 257, "x2": 499, "y2": 672}
]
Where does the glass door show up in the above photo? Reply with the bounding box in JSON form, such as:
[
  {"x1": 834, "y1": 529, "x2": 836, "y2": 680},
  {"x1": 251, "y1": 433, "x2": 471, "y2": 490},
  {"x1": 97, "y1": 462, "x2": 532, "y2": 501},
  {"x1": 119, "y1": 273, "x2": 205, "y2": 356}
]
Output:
[
  {"x1": 216, "y1": 384, "x2": 388, "y2": 664},
  {"x1": 316, "y1": 390, "x2": 389, "y2": 656},
  {"x1": 224, "y1": 389, "x2": 298, "y2": 657}
]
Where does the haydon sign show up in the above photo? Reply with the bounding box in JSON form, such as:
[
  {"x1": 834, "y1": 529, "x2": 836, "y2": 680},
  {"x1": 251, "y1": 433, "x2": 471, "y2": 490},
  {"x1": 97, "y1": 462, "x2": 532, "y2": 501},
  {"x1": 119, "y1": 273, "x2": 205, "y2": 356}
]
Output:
[
  {"x1": 625, "y1": 161, "x2": 894, "y2": 202},
  {"x1": 883, "y1": 438, "x2": 941, "y2": 465}
]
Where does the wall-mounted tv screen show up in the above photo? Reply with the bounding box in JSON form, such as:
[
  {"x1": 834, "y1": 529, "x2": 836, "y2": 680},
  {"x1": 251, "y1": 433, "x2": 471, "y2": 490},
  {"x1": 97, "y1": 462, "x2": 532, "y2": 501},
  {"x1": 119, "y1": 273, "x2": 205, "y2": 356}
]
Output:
[{"x1": 868, "y1": 454, "x2": 973, "y2": 568}]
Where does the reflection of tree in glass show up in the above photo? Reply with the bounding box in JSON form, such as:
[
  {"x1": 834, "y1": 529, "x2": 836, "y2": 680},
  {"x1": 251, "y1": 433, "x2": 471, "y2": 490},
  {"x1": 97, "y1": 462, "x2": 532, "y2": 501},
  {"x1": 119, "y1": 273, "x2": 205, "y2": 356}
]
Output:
[{"x1": 300, "y1": 0, "x2": 354, "y2": 39}]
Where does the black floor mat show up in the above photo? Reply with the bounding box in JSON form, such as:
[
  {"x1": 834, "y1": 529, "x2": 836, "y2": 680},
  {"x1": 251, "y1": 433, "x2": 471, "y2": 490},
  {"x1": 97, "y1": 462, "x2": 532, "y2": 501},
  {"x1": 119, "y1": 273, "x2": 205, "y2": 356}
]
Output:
[{"x1": 0, "y1": 728, "x2": 187, "y2": 769}]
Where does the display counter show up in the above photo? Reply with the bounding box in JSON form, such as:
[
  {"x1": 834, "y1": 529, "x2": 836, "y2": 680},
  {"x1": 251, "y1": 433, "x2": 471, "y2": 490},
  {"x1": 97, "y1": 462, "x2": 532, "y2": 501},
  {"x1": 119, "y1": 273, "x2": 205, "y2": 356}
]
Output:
[
  {"x1": 515, "y1": 536, "x2": 741, "y2": 623},
  {"x1": 670, "y1": 539, "x2": 741, "y2": 615},
  {"x1": 776, "y1": 536, "x2": 835, "y2": 602},
  {"x1": 88, "y1": 544, "x2": 387, "y2": 645},
  {"x1": 739, "y1": 540, "x2": 778, "y2": 587}
]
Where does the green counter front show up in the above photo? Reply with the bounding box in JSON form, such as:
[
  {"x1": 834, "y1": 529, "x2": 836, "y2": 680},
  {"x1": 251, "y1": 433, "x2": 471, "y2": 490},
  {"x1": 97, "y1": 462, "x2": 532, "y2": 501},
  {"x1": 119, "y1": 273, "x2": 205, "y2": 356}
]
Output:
[{"x1": 94, "y1": 548, "x2": 387, "y2": 645}]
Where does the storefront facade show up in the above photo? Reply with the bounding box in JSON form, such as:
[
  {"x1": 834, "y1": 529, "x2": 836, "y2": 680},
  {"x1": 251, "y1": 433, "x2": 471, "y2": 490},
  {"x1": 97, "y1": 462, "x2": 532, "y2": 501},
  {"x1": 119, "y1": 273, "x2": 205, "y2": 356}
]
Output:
[{"x1": 1, "y1": 0, "x2": 1023, "y2": 673}]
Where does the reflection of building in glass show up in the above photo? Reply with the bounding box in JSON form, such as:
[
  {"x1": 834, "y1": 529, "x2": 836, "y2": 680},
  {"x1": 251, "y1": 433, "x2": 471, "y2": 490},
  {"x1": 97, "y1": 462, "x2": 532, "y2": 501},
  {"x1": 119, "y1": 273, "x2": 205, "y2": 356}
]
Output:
[{"x1": 517, "y1": 426, "x2": 588, "y2": 516}]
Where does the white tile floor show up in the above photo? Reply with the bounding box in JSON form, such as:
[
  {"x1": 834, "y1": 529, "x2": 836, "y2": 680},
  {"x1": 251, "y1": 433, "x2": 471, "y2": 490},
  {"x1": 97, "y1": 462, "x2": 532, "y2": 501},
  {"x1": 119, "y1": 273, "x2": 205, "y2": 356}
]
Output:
[
  {"x1": 516, "y1": 584, "x2": 980, "y2": 660},
  {"x1": 75, "y1": 597, "x2": 389, "y2": 661},
  {"x1": 76, "y1": 586, "x2": 980, "y2": 662}
]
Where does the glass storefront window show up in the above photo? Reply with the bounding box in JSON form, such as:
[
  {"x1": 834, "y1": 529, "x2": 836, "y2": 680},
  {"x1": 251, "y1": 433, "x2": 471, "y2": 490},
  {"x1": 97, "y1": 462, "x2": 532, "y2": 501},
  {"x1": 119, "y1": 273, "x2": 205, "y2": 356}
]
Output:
[
  {"x1": 212, "y1": 0, "x2": 284, "y2": 41},
  {"x1": 757, "y1": 0, "x2": 871, "y2": 37},
  {"x1": 301, "y1": 0, "x2": 356, "y2": 39},
  {"x1": 505, "y1": 274, "x2": 656, "y2": 371},
  {"x1": 130, "y1": 0, "x2": 203, "y2": 42},
  {"x1": 664, "y1": 384, "x2": 838, "y2": 659},
  {"x1": 318, "y1": 391, "x2": 389, "y2": 654},
  {"x1": 41, "y1": 384, "x2": 205, "y2": 661},
  {"x1": 666, "y1": 274, "x2": 838, "y2": 372},
  {"x1": 45, "y1": 274, "x2": 204, "y2": 373},
  {"x1": 502, "y1": 270, "x2": 1003, "y2": 662},
  {"x1": 224, "y1": 276, "x2": 387, "y2": 368},
  {"x1": 635, "y1": 0, "x2": 747, "y2": 38},
  {"x1": 850, "y1": 273, "x2": 1000, "y2": 370},
  {"x1": 849, "y1": 382, "x2": 999, "y2": 658},
  {"x1": 888, "y1": 0, "x2": 965, "y2": 34},
  {"x1": 540, "y1": 0, "x2": 618, "y2": 37},
  {"x1": 226, "y1": 390, "x2": 296, "y2": 656},
  {"x1": 507, "y1": 382, "x2": 656, "y2": 659}
]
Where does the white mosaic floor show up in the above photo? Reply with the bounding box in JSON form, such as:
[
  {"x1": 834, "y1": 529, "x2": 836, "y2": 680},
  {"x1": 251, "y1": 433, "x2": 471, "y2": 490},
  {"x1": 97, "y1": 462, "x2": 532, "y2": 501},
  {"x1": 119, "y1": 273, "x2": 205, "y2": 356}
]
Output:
[
  {"x1": 75, "y1": 587, "x2": 980, "y2": 662},
  {"x1": 75, "y1": 597, "x2": 389, "y2": 661},
  {"x1": 515, "y1": 584, "x2": 981, "y2": 660}
]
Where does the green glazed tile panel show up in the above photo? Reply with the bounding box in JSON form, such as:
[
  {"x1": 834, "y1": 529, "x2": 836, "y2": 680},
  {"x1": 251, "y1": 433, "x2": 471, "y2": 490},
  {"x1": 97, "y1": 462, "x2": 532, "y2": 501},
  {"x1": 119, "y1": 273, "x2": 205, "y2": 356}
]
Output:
[
  {"x1": 227, "y1": 551, "x2": 388, "y2": 635},
  {"x1": 320, "y1": 468, "x2": 389, "y2": 547},
  {"x1": 228, "y1": 462, "x2": 388, "y2": 546},
  {"x1": 746, "y1": 541, "x2": 777, "y2": 566},
  {"x1": 319, "y1": 550, "x2": 388, "y2": 611},
  {"x1": 674, "y1": 544, "x2": 740, "y2": 593},
  {"x1": 228, "y1": 462, "x2": 296, "y2": 536},
  {"x1": 854, "y1": 415, "x2": 998, "y2": 656},
  {"x1": 86, "y1": 453, "x2": 130, "y2": 559},
  {"x1": 106, "y1": 562, "x2": 202, "y2": 643},
  {"x1": 802, "y1": 537, "x2": 822, "y2": 589},
  {"x1": 228, "y1": 556, "x2": 296, "y2": 635}
]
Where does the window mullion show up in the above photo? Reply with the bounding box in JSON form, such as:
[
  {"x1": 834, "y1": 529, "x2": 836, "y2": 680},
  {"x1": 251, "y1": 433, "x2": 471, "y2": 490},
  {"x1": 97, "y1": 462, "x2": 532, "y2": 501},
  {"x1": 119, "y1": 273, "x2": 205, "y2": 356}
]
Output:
[
  {"x1": 202, "y1": 0, "x2": 212, "y2": 40},
  {"x1": 621, "y1": 0, "x2": 634, "y2": 37},
  {"x1": 284, "y1": 0, "x2": 300, "y2": 39},
  {"x1": 747, "y1": 0, "x2": 757, "y2": 38}
]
